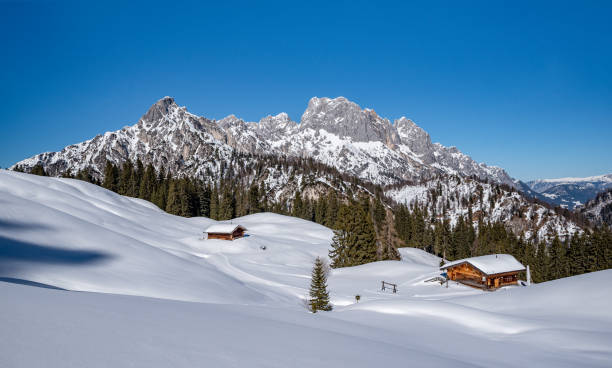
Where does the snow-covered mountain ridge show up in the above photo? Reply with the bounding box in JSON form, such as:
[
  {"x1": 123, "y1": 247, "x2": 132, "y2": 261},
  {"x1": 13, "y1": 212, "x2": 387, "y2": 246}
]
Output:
[
  {"x1": 13, "y1": 96, "x2": 514, "y2": 186},
  {"x1": 526, "y1": 174, "x2": 612, "y2": 209},
  {"x1": 578, "y1": 188, "x2": 612, "y2": 228},
  {"x1": 387, "y1": 175, "x2": 582, "y2": 242}
]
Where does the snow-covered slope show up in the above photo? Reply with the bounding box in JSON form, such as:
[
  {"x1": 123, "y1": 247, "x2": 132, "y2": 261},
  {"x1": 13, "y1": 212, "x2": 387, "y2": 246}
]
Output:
[
  {"x1": 13, "y1": 96, "x2": 514, "y2": 186},
  {"x1": 1, "y1": 171, "x2": 612, "y2": 367},
  {"x1": 527, "y1": 174, "x2": 612, "y2": 209},
  {"x1": 3, "y1": 264, "x2": 612, "y2": 367},
  {"x1": 0, "y1": 170, "x2": 332, "y2": 305}
]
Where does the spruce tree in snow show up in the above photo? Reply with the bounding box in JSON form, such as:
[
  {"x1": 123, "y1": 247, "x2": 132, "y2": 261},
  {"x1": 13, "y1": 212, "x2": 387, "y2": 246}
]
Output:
[
  {"x1": 329, "y1": 229, "x2": 348, "y2": 268},
  {"x1": 329, "y1": 202, "x2": 378, "y2": 267},
  {"x1": 309, "y1": 257, "x2": 332, "y2": 312}
]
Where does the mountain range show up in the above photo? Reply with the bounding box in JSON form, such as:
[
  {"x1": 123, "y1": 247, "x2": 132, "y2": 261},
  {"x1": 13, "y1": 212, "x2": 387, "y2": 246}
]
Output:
[
  {"x1": 12, "y1": 96, "x2": 593, "y2": 242},
  {"x1": 526, "y1": 174, "x2": 612, "y2": 209},
  {"x1": 13, "y1": 96, "x2": 515, "y2": 187}
]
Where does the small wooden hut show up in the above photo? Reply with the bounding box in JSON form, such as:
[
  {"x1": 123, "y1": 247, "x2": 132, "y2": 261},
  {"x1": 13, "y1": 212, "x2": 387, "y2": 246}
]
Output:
[
  {"x1": 440, "y1": 254, "x2": 525, "y2": 290},
  {"x1": 204, "y1": 224, "x2": 247, "y2": 241}
]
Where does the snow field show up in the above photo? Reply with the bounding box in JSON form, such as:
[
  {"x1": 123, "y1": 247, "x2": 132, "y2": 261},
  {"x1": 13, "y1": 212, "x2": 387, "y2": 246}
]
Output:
[{"x1": 1, "y1": 170, "x2": 611, "y2": 367}]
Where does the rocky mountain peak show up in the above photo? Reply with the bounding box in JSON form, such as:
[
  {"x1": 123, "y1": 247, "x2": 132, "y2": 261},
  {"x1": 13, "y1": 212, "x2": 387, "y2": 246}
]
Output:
[
  {"x1": 217, "y1": 114, "x2": 245, "y2": 129},
  {"x1": 301, "y1": 96, "x2": 400, "y2": 146},
  {"x1": 259, "y1": 112, "x2": 297, "y2": 134},
  {"x1": 394, "y1": 117, "x2": 433, "y2": 154},
  {"x1": 141, "y1": 96, "x2": 177, "y2": 123}
]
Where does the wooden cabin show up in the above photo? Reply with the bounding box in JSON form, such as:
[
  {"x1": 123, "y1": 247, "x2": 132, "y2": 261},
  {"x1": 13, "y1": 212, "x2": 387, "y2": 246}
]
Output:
[
  {"x1": 440, "y1": 254, "x2": 525, "y2": 290},
  {"x1": 204, "y1": 224, "x2": 247, "y2": 241}
]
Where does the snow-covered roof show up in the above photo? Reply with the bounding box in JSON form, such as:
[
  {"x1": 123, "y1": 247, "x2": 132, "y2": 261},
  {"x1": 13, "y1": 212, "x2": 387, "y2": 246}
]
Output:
[
  {"x1": 204, "y1": 224, "x2": 246, "y2": 234},
  {"x1": 440, "y1": 254, "x2": 525, "y2": 275}
]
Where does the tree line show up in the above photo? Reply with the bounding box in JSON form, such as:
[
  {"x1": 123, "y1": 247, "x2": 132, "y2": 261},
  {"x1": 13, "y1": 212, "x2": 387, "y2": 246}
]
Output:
[{"x1": 394, "y1": 201, "x2": 612, "y2": 283}]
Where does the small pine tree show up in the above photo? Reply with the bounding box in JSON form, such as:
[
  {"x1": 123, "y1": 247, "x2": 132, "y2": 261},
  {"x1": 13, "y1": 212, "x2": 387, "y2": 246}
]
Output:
[{"x1": 309, "y1": 257, "x2": 332, "y2": 313}]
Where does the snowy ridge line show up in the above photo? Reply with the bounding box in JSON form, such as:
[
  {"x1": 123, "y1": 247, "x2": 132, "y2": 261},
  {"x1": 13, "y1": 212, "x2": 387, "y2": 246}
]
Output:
[
  {"x1": 12, "y1": 96, "x2": 515, "y2": 188},
  {"x1": 386, "y1": 175, "x2": 582, "y2": 242}
]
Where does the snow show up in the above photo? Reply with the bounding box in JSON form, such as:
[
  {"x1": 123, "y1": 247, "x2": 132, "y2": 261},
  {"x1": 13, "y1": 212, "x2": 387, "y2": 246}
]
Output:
[
  {"x1": 531, "y1": 174, "x2": 612, "y2": 184},
  {"x1": 204, "y1": 223, "x2": 246, "y2": 233},
  {"x1": 1, "y1": 170, "x2": 612, "y2": 367},
  {"x1": 441, "y1": 254, "x2": 525, "y2": 275}
]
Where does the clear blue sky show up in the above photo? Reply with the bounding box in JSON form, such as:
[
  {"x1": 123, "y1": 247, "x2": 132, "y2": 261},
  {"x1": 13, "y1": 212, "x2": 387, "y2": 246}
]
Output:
[{"x1": 1, "y1": 1, "x2": 611, "y2": 181}]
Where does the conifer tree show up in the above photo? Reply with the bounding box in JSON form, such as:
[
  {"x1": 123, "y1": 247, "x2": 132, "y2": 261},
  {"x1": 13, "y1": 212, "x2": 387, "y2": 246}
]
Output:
[
  {"x1": 176, "y1": 179, "x2": 193, "y2": 217},
  {"x1": 309, "y1": 257, "x2": 332, "y2": 312},
  {"x1": 138, "y1": 164, "x2": 156, "y2": 201},
  {"x1": 135, "y1": 159, "x2": 144, "y2": 193},
  {"x1": 210, "y1": 184, "x2": 220, "y2": 220},
  {"x1": 76, "y1": 168, "x2": 94, "y2": 183},
  {"x1": 314, "y1": 196, "x2": 327, "y2": 224},
  {"x1": 258, "y1": 182, "x2": 268, "y2": 212},
  {"x1": 118, "y1": 161, "x2": 134, "y2": 196},
  {"x1": 199, "y1": 184, "x2": 211, "y2": 218},
  {"x1": 248, "y1": 183, "x2": 261, "y2": 214},
  {"x1": 548, "y1": 236, "x2": 567, "y2": 279},
  {"x1": 352, "y1": 201, "x2": 378, "y2": 264},
  {"x1": 584, "y1": 231, "x2": 598, "y2": 273},
  {"x1": 152, "y1": 168, "x2": 168, "y2": 210},
  {"x1": 324, "y1": 191, "x2": 339, "y2": 228},
  {"x1": 329, "y1": 202, "x2": 378, "y2": 267},
  {"x1": 165, "y1": 181, "x2": 180, "y2": 215},
  {"x1": 219, "y1": 185, "x2": 235, "y2": 220},
  {"x1": 568, "y1": 234, "x2": 585, "y2": 276},
  {"x1": 373, "y1": 198, "x2": 386, "y2": 230},
  {"x1": 292, "y1": 191, "x2": 304, "y2": 218},
  {"x1": 30, "y1": 164, "x2": 47, "y2": 176},
  {"x1": 535, "y1": 242, "x2": 549, "y2": 282},
  {"x1": 103, "y1": 161, "x2": 119, "y2": 192},
  {"x1": 329, "y1": 228, "x2": 348, "y2": 268},
  {"x1": 378, "y1": 209, "x2": 401, "y2": 261}
]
